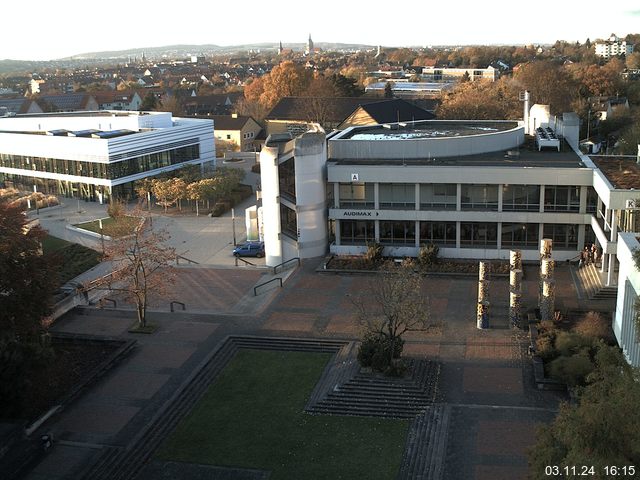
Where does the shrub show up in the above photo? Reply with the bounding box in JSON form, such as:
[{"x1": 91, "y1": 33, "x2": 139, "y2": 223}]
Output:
[
  {"x1": 357, "y1": 331, "x2": 404, "y2": 374},
  {"x1": 107, "y1": 199, "x2": 126, "y2": 218},
  {"x1": 548, "y1": 353, "x2": 595, "y2": 386},
  {"x1": 417, "y1": 243, "x2": 439, "y2": 267},
  {"x1": 364, "y1": 243, "x2": 383, "y2": 265},
  {"x1": 554, "y1": 332, "x2": 594, "y2": 357},
  {"x1": 573, "y1": 311, "x2": 610, "y2": 340},
  {"x1": 211, "y1": 202, "x2": 231, "y2": 217},
  {"x1": 536, "y1": 335, "x2": 556, "y2": 361}
]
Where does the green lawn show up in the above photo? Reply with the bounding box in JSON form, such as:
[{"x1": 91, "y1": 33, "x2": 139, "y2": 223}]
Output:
[
  {"x1": 42, "y1": 235, "x2": 101, "y2": 285},
  {"x1": 158, "y1": 350, "x2": 409, "y2": 480},
  {"x1": 74, "y1": 216, "x2": 140, "y2": 237}
]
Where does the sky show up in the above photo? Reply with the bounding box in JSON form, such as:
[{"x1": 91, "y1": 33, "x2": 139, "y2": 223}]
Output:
[{"x1": 2, "y1": 0, "x2": 639, "y2": 61}]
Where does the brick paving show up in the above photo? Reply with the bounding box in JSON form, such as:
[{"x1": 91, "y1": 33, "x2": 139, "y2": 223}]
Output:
[{"x1": 26, "y1": 261, "x2": 589, "y2": 480}]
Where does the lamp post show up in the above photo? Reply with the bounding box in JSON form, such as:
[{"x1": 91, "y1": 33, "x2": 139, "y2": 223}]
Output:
[{"x1": 232, "y1": 208, "x2": 237, "y2": 246}]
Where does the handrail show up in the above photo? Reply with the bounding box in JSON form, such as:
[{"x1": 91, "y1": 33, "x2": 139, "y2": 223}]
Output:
[
  {"x1": 176, "y1": 255, "x2": 199, "y2": 265},
  {"x1": 254, "y1": 277, "x2": 283, "y2": 296},
  {"x1": 99, "y1": 298, "x2": 117, "y2": 308},
  {"x1": 170, "y1": 301, "x2": 186, "y2": 312},
  {"x1": 235, "y1": 257, "x2": 257, "y2": 267},
  {"x1": 273, "y1": 257, "x2": 300, "y2": 274}
]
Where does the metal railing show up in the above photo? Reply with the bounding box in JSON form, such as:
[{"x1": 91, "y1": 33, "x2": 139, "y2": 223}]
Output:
[
  {"x1": 176, "y1": 255, "x2": 199, "y2": 265},
  {"x1": 254, "y1": 277, "x2": 283, "y2": 296},
  {"x1": 235, "y1": 256, "x2": 257, "y2": 267},
  {"x1": 273, "y1": 257, "x2": 300, "y2": 274},
  {"x1": 170, "y1": 301, "x2": 186, "y2": 312}
]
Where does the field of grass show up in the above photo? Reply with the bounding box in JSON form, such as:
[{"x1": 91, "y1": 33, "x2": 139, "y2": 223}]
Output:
[
  {"x1": 158, "y1": 349, "x2": 409, "y2": 480},
  {"x1": 74, "y1": 216, "x2": 140, "y2": 237},
  {"x1": 42, "y1": 235, "x2": 101, "y2": 285}
]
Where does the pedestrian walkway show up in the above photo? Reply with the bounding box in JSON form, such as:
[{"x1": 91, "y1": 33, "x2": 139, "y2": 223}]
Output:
[{"x1": 25, "y1": 259, "x2": 578, "y2": 480}]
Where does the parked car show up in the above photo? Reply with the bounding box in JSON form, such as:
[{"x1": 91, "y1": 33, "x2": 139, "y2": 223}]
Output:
[{"x1": 232, "y1": 241, "x2": 265, "y2": 258}]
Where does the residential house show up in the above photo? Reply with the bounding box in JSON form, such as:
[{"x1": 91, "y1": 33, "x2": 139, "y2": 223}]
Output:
[
  {"x1": 93, "y1": 91, "x2": 143, "y2": 111},
  {"x1": 210, "y1": 114, "x2": 262, "y2": 152}
]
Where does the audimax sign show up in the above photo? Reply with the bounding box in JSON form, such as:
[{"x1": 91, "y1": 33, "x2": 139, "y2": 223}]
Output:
[{"x1": 342, "y1": 211, "x2": 379, "y2": 217}]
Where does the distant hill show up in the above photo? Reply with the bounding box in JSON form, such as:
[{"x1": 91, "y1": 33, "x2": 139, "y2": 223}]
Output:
[{"x1": 63, "y1": 42, "x2": 376, "y2": 60}]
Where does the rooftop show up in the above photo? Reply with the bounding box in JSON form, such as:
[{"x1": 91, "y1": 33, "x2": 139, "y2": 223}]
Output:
[
  {"x1": 592, "y1": 156, "x2": 640, "y2": 190},
  {"x1": 330, "y1": 136, "x2": 584, "y2": 169},
  {"x1": 343, "y1": 121, "x2": 518, "y2": 140}
]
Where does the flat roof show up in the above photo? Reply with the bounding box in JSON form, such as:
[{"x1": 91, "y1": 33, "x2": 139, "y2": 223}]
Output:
[
  {"x1": 592, "y1": 156, "x2": 640, "y2": 190},
  {"x1": 330, "y1": 137, "x2": 585, "y2": 169},
  {"x1": 341, "y1": 121, "x2": 519, "y2": 140}
]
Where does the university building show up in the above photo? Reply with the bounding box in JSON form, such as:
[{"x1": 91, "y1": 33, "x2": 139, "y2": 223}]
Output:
[
  {"x1": 259, "y1": 116, "x2": 640, "y2": 366},
  {"x1": 0, "y1": 111, "x2": 215, "y2": 202}
]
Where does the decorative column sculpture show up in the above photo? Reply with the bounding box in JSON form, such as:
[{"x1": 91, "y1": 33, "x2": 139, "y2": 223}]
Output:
[
  {"x1": 509, "y1": 250, "x2": 523, "y2": 327},
  {"x1": 539, "y1": 239, "x2": 554, "y2": 321},
  {"x1": 477, "y1": 261, "x2": 490, "y2": 329}
]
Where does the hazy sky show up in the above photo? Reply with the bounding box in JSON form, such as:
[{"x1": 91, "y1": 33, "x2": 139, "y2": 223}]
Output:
[{"x1": 2, "y1": 0, "x2": 639, "y2": 60}]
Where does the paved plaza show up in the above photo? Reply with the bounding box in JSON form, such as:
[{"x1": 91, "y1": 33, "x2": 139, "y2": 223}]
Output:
[{"x1": 22, "y1": 253, "x2": 579, "y2": 480}]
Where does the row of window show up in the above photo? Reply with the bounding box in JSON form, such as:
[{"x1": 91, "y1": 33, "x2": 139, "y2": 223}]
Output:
[
  {"x1": 337, "y1": 183, "x2": 596, "y2": 213},
  {"x1": 0, "y1": 144, "x2": 200, "y2": 181},
  {"x1": 339, "y1": 220, "x2": 578, "y2": 249}
]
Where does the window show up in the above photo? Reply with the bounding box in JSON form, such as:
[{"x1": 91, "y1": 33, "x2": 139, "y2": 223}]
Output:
[
  {"x1": 543, "y1": 224, "x2": 578, "y2": 250},
  {"x1": 278, "y1": 158, "x2": 296, "y2": 201},
  {"x1": 339, "y1": 220, "x2": 375, "y2": 245},
  {"x1": 379, "y1": 183, "x2": 415, "y2": 209},
  {"x1": 501, "y1": 223, "x2": 539, "y2": 248},
  {"x1": 460, "y1": 222, "x2": 497, "y2": 248},
  {"x1": 280, "y1": 204, "x2": 297, "y2": 240},
  {"x1": 339, "y1": 183, "x2": 374, "y2": 209},
  {"x1": 586, "y1": 187, "x2": 598, "y2": 214},
  {"x1": 461, "y1": 184, "x2": 498, "y2": 210},
  {"x1": 379, "y1": 221, "x2": 415, "y2": 245},
  {"x1": 420, "y1": 184, "x2": 456, "y2": 210},
  {"x1": 502, "y1": 185, "x2": 540, "y2": 211},
  {"x1": 544, "y1": 186, "x2": 580, "y2": 212},
  {"x1": 419, "y1": 222, "x2": 456, "y2": 246},
  {"x1": 226, "y1": 134, "x2": 231, "y2": 140}
]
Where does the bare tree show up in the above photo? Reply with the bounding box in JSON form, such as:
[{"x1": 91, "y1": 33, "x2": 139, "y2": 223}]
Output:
[
  {"x1": 101, "y1": 212, "x2": 176, "y2": 329},
  {"x1": 353, "y1": 262, "x2": 431, "y2": 370}
]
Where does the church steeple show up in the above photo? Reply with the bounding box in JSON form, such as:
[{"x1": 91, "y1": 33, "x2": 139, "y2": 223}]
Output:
[
  {"x1": 278, "y1": 41, "x2": 283, "y2": 55},
  {"x1": 306, "y1": 34, "x2": 314, "y2": 56}
]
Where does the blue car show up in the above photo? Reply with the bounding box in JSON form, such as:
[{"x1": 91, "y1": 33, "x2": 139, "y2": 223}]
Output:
[{"x1": 233, "y1": 241, "x2": 265, "y2": 258}]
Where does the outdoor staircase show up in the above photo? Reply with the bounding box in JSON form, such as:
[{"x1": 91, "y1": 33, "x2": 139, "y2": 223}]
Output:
[
  {"x1": 397, "y1": 405, "x2": 451, "y2": 480},
  {"x1": 305, "y1": 359, "x2": 440, "y2": 419},
  {"x1": 575, "y1": 263, "x2": 618, "y2": 300}
]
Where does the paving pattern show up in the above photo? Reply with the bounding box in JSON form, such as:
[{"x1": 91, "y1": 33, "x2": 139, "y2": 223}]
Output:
[{"x1": 26, "y1": 261, "x2": 581, "y2": 480}]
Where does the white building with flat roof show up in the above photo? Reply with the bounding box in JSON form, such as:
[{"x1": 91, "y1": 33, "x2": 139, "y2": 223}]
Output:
[
  {"x1": 0, "y1": 111, "x2": 215, "y2": 202},
  {"x1": 595, "y1": 34, "x2": 634, "y2": 58}
]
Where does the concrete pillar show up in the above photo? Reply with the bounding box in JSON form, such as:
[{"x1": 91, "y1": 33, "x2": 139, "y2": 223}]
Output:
[
  {"x1": 456, "y1": 184, "x2": 462, "y2": 211},
  {"x1": 415, "y1": 183, "x2": 420, "y2": 211},
  {"x1": 334, "y1": 220, "x2": 341, "y2": 246},
  {"x1": 374, "y1": 183, "x2": 379, "y2": 210},
  {"x1": 607, "y1": 253, "x2": 616, "y2": 286},
  {"x1": 539, "y1": 185, "x2": 545, "y2": 213},
  {"x1": 479, "y1": 261, "x2": 490, "y2": 281},
  {"x1": 456, "y1": 221, "x2": 461, "y2": 249},
  {"x1": 477, "y1": 300, "x2": 490, "y2": 329},
  {"x1": 497, "y1": 184, "x2": 503, "y2": 213},
  {"x1": 579, "y1": 185, "x2": 588, "y2": 214},
  {"x1": 333, "y1": 182, "x2": 339, "y2": 208},
  {"x1": 509, "y1": 291, "x2": 522, "y2": 326},
  {"x1": 374, "y1": 220, "x2": 380, "y2": 243}
]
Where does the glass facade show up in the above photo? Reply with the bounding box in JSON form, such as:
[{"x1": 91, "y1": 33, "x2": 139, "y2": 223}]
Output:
[
  {"x1": 420, "y1": 184, "x2": 456, "y2": 210},
  {"x1": 460, "y1": 222, "x2": 497, "y2": 248},
  {"x1": 379, "y1": 183, "x2": 415, "y2": 209},
  {"x1": 338, "y1": 183, "x2": 374, "y2": 209},
  {"x1": 501, "y1": 223, "x2": 539, "y2": 248},
  {"x1": 280, "y1": 204, "x2": 297, "y2": 240},
  {"x1": 543, "y1": 223, "x2": 578, "y2": 249},
  {"x1": 278, "y1": 157, "x2": 296, "y2": 202},
  {"x1": 502, "y1": 185, "x2": 540, "y2": 211},
  {"x1": 544, "y1": 186, "x2": 580, "y2": 212},
  {"x1": 379, "y1": 220, "x2": 415, "y2": 245},
  {"x1": 460, "y1": 184, "x2": 499, "y2": 211},
  {"x1": 0, "y1": 144, "x2": 200, "y2": 181},
  {"x1": 419, "y1": 221, "x2": 456, "y2": 246},
  {"x1": 339, "y1": 220, "x2": 375, "y2": 245}
]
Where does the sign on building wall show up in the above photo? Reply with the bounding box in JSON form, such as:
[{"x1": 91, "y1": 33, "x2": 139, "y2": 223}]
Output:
[{"x1": 351, "y1": 173, "x2": 359, "y2": 181}]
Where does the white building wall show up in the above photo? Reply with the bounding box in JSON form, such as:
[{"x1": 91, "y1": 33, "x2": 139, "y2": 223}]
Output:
[
  {"x1": 259, "y1": 145, "x2": 283, "y2": 266},
  {"x1": 614, "y1": 232, "x2": 640, "y2": 367},
  {"x1": 293, "y1": 132, "x2": 328, "y2": 259}
]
